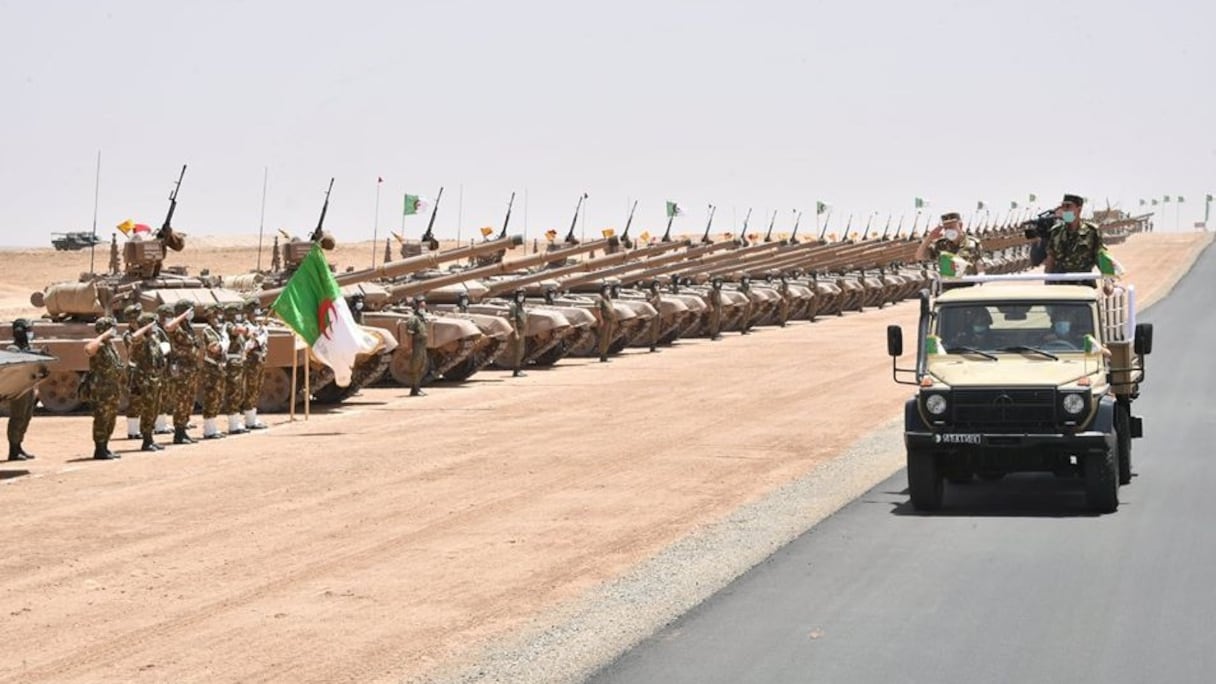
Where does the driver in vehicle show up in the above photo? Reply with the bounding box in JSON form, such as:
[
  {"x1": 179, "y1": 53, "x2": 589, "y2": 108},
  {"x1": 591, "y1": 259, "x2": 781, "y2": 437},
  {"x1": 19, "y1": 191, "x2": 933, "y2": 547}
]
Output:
[
  {"x1": 1043, "y1": 306, "x2": 1092, "y2": 348},
  {"x1": 948, "y1": 307, "x2": 994, "y2": 350}
]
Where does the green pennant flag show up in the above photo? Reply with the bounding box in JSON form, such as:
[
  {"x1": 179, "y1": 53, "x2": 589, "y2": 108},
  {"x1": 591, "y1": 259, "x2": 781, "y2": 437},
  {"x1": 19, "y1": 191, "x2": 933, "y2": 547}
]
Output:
[
  {"x1": 1083, "y1": 334, "x2": 1103, "y2": 355},
  {"x1": 1010, "y1": 200, "x2": 1019, "y2": 210},
  {"x1": 1028, "y1": 193, "x2": 1037, "y2": 203},
  {"x1": 403, "y1": 194, "x2": 429, "y2": 216},
  {"x1": 1151, "y1": 199, "x2": 1159, "y2": 206},
  {"x1": 1139, "y1": 199, "x2": 1146, "y2": 206},
  {"x1": 924, "y1": 334, "x2": 946, "y2": 355},
  {"x1": 1207, "y1": 193, "x2": 1213, "y2": 202},
  {"x1": 914, "y1": 197, "x2": 927, "y2": 209},
  {"x1": 665, "y1": 201, "x2": 686, "y2": 218},
  {"x1": 1178, "y1": 196, "x2": 1185, "y2": 203},
  {"x1": 816, "y1": 201, "x2": 828, "y2": 215},
  {"x1": 1097, "y1": 247, "x2": 1124, "y2": 276},
  {"x1": 976, "y1": 200, "x2": 986, "y2": 211},
  {"x1": 1163, "y1": 195, "x2": 1171, "y2": 203}
]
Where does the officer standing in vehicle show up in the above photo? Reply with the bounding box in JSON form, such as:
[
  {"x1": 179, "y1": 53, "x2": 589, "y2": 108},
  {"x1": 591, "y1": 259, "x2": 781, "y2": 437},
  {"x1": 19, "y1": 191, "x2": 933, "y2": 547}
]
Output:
[
  {"x1": 508, "y1": 289, "x2": 528, "y2": 377},
  {"x1": 1044, "y1": 193, "x2": 1104, "y2": 287},
  {"x1": 596, "y1": 283, "x2": 616, "y2": 362},
  {"x1": 6, "y1": 319, "x2": 45, "y2": 461},
  {"x1": 406, "y1": 296, "x2": 429, "y2": 396},
  {"x1": 916, "y1": 212, "x2": 986, "y2": 287},
  {"x1": 84, "y1": 317, "x2": 123, "y2": 460}
]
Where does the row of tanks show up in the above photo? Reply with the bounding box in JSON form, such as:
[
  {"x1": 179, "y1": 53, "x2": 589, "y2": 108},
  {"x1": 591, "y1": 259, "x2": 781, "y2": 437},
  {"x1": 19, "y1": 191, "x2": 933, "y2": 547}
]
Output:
[{"x1": 1, "y1": 171, "x2": 1152, "y2": 414}]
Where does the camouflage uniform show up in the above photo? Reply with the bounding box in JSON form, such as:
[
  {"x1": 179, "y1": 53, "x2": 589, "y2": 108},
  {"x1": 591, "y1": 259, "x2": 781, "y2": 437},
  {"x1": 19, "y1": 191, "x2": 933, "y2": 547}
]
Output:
[
  {"x1": 239, "y1": 301, "x2": 269, "y2": 428},
  {"x1": 199, "y1": 308, "x2": 227, "y2": 438},
  {"x1": 707, "y1": 279, "x2": 724, "y2": 341},
  {"x1": 596, "y1": 287, "x2": 616, "y2": 362},
  {"x1": 222, "y1": 304, "x2": 248, "y2": 433},
  {"x1": 406, "y1": 304, "x2": 429, "y2": 396},
  {"x1": 167, "y1": 303, "x2": 201, "y2": 443},
  {"x1": 1047, "y1": 220, "x2": 1103, "y2": 278},
  {"x1": 86, "y1": 318, "x2": 124, "y2": 459},
  {"x1": 646, "y1": 283, "x2": 663, "y2": 352},
  {"x1": 508, "y1": 294, "x2": 528, "y2": 376},
  {"x1": 6, "y1": 319, "x2": 39, "y2": 460},
  {"x1": 926, "y1": 235, "x2": 985, "y2": 274},
  {"x1": 738, "y1": 277, "x2": 753, "y2": 334},
  {"x1": 125, "y1": 311, "x2": 167, "y2": 451}
]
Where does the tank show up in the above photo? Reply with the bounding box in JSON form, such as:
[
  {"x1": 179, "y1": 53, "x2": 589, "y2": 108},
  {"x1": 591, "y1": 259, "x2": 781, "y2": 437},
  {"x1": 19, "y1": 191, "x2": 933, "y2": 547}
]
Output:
[{"x1": 50, "y1": 231, "x2": 104, "y2": 251}]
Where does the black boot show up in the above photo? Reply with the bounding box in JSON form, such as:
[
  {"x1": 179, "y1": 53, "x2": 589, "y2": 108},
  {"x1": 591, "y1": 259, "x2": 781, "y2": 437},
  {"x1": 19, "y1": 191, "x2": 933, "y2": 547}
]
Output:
[
  {"x1": 16, "y1": 443, "x2": 35, "y2": 459},
  {"x1": 410, "y1": 387, "x2": 426, "y2": 397},
  {"x1": 94, "y1": 443, "x2": 117, "y2": 460},
  {"x1": 173, "y1": 428, "x2": 195, "y2": 445},
  {"x1": 8, "y1": 444, "x2": 28, "y2": 461},
  {"x1": 141, "y1": 434, "x2": 163, "y2": 452},
  {"x1": 513, "y1": 369, "x2": 527, "y2": 377},
  {"x1": 599, "y1": 355, "x2": 609, "y2": 363}
]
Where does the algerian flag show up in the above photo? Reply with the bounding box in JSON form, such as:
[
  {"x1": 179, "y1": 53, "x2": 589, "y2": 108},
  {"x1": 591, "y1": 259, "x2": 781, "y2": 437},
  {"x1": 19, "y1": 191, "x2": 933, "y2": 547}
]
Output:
[
  {"x1": 1139, "y1": 199, "x2": 1146, "y2": 206},
  {"x1": 1208, "y1": 193, "x2": 1214, "y2": 201},
  {"x1": 1097, "y1": 247, "x2": 1124, "y2": 276},
  {"x1": 938, "y1": 252, "x2": 970, "y2": 278},
  {"x1": 271, "y1": 244, "x2": 381, "y2": 387},
  {"x1": 1178, "y1": 196, "x2": 1185, "y2": 203},
  {"x1": 666, "y1": 201, "x2": 686, "y2": 218},
  {"x1": 403, "y1": 194, "x2": 430, "y2": 216},
  {"x1": 1163, "y1": 195, "x2": 1171, "y2": 203},
  {"x1": 1151, "y1": 198, "x2": 1159, "y2": 206},
  {"x1": 914, "y1": 197, "x2": 928, "y2": 209},
  {"x1": 925, "y1": 335, "x2": 946, "y2": 355},
  {"x1": 1083, "y1": 334, "x2": 1103, "y2": 355},
  {"x1": 816, "y1": 201, "x2": 828, "y2": 215}
]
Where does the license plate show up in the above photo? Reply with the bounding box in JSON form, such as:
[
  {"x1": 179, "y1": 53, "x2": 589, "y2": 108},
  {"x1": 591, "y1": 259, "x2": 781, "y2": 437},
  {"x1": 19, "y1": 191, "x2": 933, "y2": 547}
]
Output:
[{"x1": 935, "y1": 433, "x2": 982, "y2": 445}]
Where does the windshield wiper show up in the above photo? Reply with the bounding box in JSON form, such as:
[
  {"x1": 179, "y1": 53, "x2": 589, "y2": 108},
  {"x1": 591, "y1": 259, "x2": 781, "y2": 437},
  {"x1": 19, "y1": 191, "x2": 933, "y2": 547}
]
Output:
[
  {"x1": 945, "y1": 346, "x2": 999, "y2": 361},
  {"x1": 999, "y1": 345, "x2": 1059, "y2": 361}
]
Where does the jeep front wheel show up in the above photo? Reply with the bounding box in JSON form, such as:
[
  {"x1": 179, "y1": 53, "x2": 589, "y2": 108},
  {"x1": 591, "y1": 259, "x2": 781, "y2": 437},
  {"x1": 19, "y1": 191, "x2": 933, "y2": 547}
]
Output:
[
  {"x1": 907, "y1": 449, "x2": 944, "y2": 512},
  {"x1": 1084, "y1": 448, "x2": 1119, "y2": 514}
]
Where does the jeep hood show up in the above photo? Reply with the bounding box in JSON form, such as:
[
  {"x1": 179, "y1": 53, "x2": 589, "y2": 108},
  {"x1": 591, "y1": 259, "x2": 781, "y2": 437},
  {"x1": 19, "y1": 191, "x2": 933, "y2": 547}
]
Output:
[{"x1": 926, "y1": 355, "x2": 1103, "y2": 387}]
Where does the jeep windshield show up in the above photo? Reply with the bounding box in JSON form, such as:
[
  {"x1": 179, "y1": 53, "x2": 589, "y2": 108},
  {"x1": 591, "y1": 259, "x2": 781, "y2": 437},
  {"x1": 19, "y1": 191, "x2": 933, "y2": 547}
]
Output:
[{"x1": 934, "y1": 301, "x2": 1096, "y2": 354}]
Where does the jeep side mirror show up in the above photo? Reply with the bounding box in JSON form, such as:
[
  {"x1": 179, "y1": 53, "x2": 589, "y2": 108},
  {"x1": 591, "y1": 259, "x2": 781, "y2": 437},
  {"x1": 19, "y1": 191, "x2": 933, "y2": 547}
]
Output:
[
  {"x1": 1134, "y1": 323, "x2": 1153, "y2": 355},
  {"x1": 887, "y1": 325, "x2": 903, "y2": 357}
]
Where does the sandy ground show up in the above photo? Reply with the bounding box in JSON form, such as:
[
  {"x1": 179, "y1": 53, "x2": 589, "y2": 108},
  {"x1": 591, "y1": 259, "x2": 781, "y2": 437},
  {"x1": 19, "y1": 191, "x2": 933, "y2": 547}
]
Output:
[{"x1": 0, "y1": 232, "x2": 1208, "y2": 683}]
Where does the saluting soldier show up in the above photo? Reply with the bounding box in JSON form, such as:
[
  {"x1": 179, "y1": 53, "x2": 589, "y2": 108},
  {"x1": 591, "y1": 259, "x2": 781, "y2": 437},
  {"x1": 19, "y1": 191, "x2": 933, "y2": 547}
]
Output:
[
  {"x1": 738, "y1": 275, "x2": 754, "y2": 335},
  {"x1": 406, "y1": 296, "x2": 429, "y2": 397},
  {"x1": 916, "y1": 212, "x2": 986, "y2": 290},
  {"x1": 167, "y1": 300, "x2": 201, "y2": 445},
  {"x1": 646, "y1": 280, "x2": 663, "y2": 352},
  {"x1": 239, "y1": 299, "x2": 269, "y2": 430},
  {"x1": 222, "y1": 302, "x2": 248, "y2": 435},
  {"x1": 84, "y1": 317, "x2": 124, "y2": 460},
  {"x1": 596, "y1": 283, "x2": 616, "y2": 363},
  {"x1": 152, "y1": 304, "x2": 179, "y2": 436},
  {"x1": 122, "y1": 305, "x2": 143, "y2": 440},
  {"x1": 6, "y1": 319, "x2": 46, "y2": 461},
  {"x1": 707, "y1": 277, "x2": 724, "y2": 341},
  {"x1": 199, "y1": 305, "x2": 228, "y2": 439},
  {"x1": 124, "y1": 307, "x2": 167, "y2": 452},
  {"x1": 508, "y1": 289, "x2": 528, "y2": 377}
]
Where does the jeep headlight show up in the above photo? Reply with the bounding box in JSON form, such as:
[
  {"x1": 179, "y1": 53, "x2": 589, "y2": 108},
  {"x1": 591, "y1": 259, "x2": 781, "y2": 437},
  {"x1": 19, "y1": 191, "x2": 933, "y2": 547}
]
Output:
[
  {"x1": 1062, "y1": 393, "x2": 1086, "y2": 415},
  {"x1": 925, "y1": 393, "x2": 948, "y2": 416}
]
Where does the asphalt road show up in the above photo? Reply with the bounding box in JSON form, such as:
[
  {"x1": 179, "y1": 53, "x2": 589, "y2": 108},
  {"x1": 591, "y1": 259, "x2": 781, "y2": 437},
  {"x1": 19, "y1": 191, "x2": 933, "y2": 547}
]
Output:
[{"x1": 589, "y1": 244, "x2": 1216, "y2": 684}]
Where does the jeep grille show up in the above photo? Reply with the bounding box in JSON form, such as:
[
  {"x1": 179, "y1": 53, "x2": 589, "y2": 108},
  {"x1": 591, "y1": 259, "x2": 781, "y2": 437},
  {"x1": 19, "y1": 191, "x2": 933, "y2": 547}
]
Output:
[{"x1": 951, "y1": 388, "x2": 1058, "y2": 431}]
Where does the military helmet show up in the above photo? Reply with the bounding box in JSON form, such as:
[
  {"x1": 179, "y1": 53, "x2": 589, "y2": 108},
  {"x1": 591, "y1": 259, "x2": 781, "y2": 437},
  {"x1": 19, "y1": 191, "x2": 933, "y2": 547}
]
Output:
[
  {"x1": 138, "y1": 311, "x2": 157, "y2": 325},
  {"x1": 156, "y1": 303, "x2": 174, "y2": 316},
  {"x1": 94, "y1": 316, "x2": 116, "y2": 334},
  {"x1": 123, "y1": 304, "x2": 142, "y2": 321},
  {"x1": 243, "y1": 298, "x2": 259, "y2": 312},
  {"x1": 11, "y1": 318, "x2": 31, "y2": 333},
  {"x1": 173, "y1": 300, "x2": 193, "y2": 315},
  {"x1": 223, "y1": 302, "x2": 242, "y2": 315},
  {"x1": 412, "y1": 295, "x2": 426, "y2": 307}
]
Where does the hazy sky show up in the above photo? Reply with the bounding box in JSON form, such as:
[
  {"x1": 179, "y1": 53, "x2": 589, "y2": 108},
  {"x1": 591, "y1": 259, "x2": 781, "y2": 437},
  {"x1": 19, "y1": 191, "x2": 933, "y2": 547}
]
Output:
[{"x1": 2, "y1": 0, "x2": 1213, "y2": 250}]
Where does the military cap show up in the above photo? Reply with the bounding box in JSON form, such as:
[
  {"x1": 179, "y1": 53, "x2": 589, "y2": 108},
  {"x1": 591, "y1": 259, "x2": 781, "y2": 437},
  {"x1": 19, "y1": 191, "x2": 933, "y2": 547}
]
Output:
[
  {"x1": 11, "y1": 318, "x2": 31, "y2": 332},
  {"x1": 94, "y1": 317, "x2": 116, "y2": 333},
  {"x1": 412, "y1": 295, "x2": 426, "y2": 306},
  {"x1": 173, "y1": 300, "x2": 193, "y2": 314},
  {"x1": 243, "y1": 298, "x2": 259, "y2": 311},
  {"x1": 940, "y1": 212, "x2": 962, "y2": 222},
  {"x1": 137, "y1": 312, "x2": 157, "y2": 325},
  {"x1": 223, "y1": 302, "x2": 242, "y2": 314},
  {"x1": 156, "y1": 303, "x2": 174, "y2": 316},
  {"x1": 1062, "y1": 193, "x2": 1085, "y2": 206},
  {"x1": 123, "y1": 304, "x2": 142, "y2": 320}
]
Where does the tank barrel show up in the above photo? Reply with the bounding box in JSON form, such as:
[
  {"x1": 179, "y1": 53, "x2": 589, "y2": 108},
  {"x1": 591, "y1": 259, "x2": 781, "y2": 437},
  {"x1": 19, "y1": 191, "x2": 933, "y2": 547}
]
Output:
[
  {"x1": 481, "y1": 244, "x2": 665, "y2": 297},
  {"x1": 384, "y1": 236, "x2": 618, "y2": 301},
  {"x1": 612, "y1": 239, "x2": 777, "y2": 285},
  {"x1": 257, "y1": 234, "x2": 524, "y2": 304},
  {"x1": 557, "y1": 240, "x2": 695, "y2": 287}
]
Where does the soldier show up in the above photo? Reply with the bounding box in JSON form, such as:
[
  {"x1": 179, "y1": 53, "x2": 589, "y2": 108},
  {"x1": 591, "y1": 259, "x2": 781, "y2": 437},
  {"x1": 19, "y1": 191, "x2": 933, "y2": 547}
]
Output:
[
  {"x1": 646, "y1": 280, "x2": 663, "y2": 352},
  {"x1": 738, "y1": 275, "x2": 754, "y2": 335},
  {"x1": 130, "y1": 311, "x2": 168, "y2": 452},
  {"x1": 508, "y1": 289, "x2": 528, "y2": 377},
  {"x1": 108, "y1": 234, "x2": 120, "y2": 275},
  {"x1": 915, "y1": 212, "x2": 986, "y2": 288},
  {"x1": 239, "y1": 299, "x2": 269, "y2": 430},
  {"x1": 596, "y1": 283, "x2": 616, "y2": 363},
  {"x1": 1044, "y1": 193, "x2": 1103, "y2": 287},
  {"x1": 707, "y1": 277, "x2": 724, "y2": 341},
  {"x1": 83, "y1": 317, "x2": 123, "y2": 460},
  {"x1": 383, "y1": 238, "x2": 392, "y2": 265},
  {"x1": 6, "y1": 319, "x2": 45, "y2": 461},
  {"x1": 199, "y1": 305, "x2": 228, "y2": 439},
  {"x1": 349, "y1": 293, "x2": 366, "y2": 324},
  {"x1": 167, "y1": 301, "x2": 201, "y2": 444},
  {"x1": 121, "y1": 305, "x2": 143, "y2": 440},
  {"x1": 153, "y1": 304, "x2": 178, "y2": 436},
  {"x1": 776, "y1": 274, "x2": 792, "y2": 328},
  {"x1": 222, "y1": 302, "x2": 248, "y2": 434},
  {"x1": 406, "y1": 296, "x2": 429, "y2": 397}
]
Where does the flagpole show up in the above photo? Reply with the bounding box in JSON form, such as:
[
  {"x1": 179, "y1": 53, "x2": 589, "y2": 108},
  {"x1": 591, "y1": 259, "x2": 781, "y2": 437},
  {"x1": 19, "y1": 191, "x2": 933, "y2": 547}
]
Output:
[
  {"x1": 457, "y1": 183, "x2": 464, "y2": 246},
  {"x1": 256, "y1": 166, "x2": 269, "y2": 271},
  {"x1": 304, "y1": 346, "x2": 311, "y2": 420},
  {"x1": 371, "y1": 177, "x2": 382, "y2": 268},
  {"x1": 87, "y1": 149, "x2": 102, "y2": 277},
  {"x1": 290, "y1": 333, "x2": 298, "y2": 422},
  {"x1": 523, "y1": 186, "x2": 529, "y2": 252},
  {"x1": 580, "y1": 195, "x2": 587, "y2": 243}
]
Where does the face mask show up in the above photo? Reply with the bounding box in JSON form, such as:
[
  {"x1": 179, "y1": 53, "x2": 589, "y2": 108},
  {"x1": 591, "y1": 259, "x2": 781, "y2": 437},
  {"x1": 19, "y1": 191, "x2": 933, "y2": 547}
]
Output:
[
  {"x1": 25, "y1": 331, "x2": 34, "y2": 342},
  {"x1": 236, "y1": 314, "x2": 245, "y2": 322},
  {"x1": 1061, "y1": 211, "x2": 1077, "y2": 223},
  {"x1": 186, "y1": 310, "x2": 195, "y2": 322},
  {"x1": 944, "y1": 229, "x2": 959, "y2": 241},
  {"x1": 971, "y1": 324, "x2": 987, "y2": 334},
  {"x1": 1054, "y1": 321, "x2": 1071, "y2": 336}
]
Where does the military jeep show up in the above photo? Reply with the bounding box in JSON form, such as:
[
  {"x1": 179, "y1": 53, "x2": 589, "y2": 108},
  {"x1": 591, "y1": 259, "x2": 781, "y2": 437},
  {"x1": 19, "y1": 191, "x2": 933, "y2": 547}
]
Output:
[{"x1": 886, "y1": 274, "x2": 1152, "y2": 513}]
